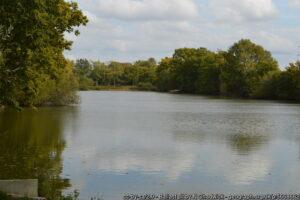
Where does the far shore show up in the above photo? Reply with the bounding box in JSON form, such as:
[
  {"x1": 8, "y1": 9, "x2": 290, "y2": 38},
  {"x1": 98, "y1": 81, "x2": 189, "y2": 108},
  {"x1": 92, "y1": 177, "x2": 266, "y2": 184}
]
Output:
[{"x1": 80, "y1": 85, "x2": 140, "y2": 91}]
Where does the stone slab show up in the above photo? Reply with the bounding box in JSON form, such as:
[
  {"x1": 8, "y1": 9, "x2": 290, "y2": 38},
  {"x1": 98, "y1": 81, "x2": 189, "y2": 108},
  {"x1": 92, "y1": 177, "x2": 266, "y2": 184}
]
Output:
[{"x1": 0, "y1": 179, "x2": 38, "y2": 198}]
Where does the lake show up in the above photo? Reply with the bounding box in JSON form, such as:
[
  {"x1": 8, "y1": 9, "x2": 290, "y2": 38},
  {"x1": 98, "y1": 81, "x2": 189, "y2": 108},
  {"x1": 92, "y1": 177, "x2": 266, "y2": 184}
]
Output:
[{"x1": 1, "y1": 91, "x2": 300, "y2": 199}]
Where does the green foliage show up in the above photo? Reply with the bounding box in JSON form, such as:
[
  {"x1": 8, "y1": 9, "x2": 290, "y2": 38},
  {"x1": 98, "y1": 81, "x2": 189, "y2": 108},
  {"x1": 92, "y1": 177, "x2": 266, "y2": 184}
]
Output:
[
  {"x1": 0, "y1": 0, "x2": 88, "y2": 106},
  {"x1": 276, "y1": 61, "x2": 300, "y2": 100},
  {"x1": 220, "y1": 39, "x2": 279, "y2": 98},
  {"x1": 74, "y1": 59, "x2": 94, "y2": 90},
  {"x1": 74, "y1": 59, "x2": 92, "y2": 77},
  {"x1": 133, "y1": 59, "x2": 157, "y2": 85},
  {"x1": 73, "y1": 39, "x2": 300, "y2": 102},
  {"x1": 156, "y1": 57, "x2": 176, "y2": 92},
  {"x1": 252, "y1": 72, "x2": 280, "y2": 99},
  {"x1": 137, "y1": 82, "x2": 156, "y2": 91},
  {"x1": 172, "y1": 48, "x2": 204, "y2": 93},
  {"x1": 48, "y1": 60, "x2": 79, "y2": 105},
  {"x1": 256, "y1": 61, "x2": 300, "y2": 101},
  {"x1": 74, "y1": 58, "x2": 158, "y2": 91},
  {"x1": 89, "y1": 61, "x2": 109, "y2": 86},
  {"x1": 107, "y1": 61, "x2": 126, "y2": 86},
  {"x1": 156, "y1": 48, "x2": 224, "y2": 95},
  {"x1": 195, "y1": 51, "x2": 225, "y2": 95}
]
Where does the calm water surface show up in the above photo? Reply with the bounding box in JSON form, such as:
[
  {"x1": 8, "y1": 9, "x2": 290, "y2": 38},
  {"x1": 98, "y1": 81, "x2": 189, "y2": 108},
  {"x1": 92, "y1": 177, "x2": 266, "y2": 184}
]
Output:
[{"x1": 1, "y1": 91, "x2": 300, "y2": 199}]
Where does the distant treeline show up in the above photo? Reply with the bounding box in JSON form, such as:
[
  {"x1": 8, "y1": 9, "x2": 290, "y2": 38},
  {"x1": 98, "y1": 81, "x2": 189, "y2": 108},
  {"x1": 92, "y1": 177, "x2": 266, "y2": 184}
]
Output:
[
  {"x1": 74, "y1": 39, "x2": 300, "y2": 101},
  {"x1": 74, "y1": 58, "x2": 157, "y2": 91}
]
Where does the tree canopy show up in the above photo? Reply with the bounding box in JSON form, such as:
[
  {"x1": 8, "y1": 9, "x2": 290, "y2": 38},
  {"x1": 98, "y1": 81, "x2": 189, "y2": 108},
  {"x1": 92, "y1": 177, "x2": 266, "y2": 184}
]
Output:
[
  {"x1": 1, "y1": 11, "x2": 299, "y2": 108},
  {"x1": 73, "y1": 58, "x2": 158, "y2": 91},
  {"x1": 220, "y1": 39, "x2": 279, "y2": 97},
  {"x1": 0, "y1": 0, "x2": 88, "y2": 106},
  {"x1": 256, "y1": 61, "x2": 300, "y2": 101},
  {"x1": 73, "y1": 39, "x2": 299, "y2": 102}
]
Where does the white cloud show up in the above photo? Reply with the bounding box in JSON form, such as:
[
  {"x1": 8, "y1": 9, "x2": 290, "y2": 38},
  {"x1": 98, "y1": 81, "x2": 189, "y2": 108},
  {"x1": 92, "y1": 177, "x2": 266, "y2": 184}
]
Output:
[
  {"x1": 211, "y1": 0, "x2": 278, "y2": 23},
  {"x1": 254, "y1": 31, "x2": 295, "y2": 55},
  {"x1": 88, "y1": 0, "x2": 198, "y2": 21},
  {"x1": 66, "y1": 0, "x2": 299, "y2": 67},
  {"x1": 289, "y1": 0, "x2": 300, "y2": 8}
]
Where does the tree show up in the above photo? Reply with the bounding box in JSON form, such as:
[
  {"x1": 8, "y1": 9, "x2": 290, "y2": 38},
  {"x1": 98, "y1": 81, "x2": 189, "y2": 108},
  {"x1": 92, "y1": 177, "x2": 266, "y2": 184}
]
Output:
[
  {"x1": 74, "y1": 59, "x2": 94, "y2": 90},
  {"x1": 156, "y1": 57, "x2": 176, "y2": 92},
  {"x1": 254, "y1": 61, "x2": 300, "y2": 101},
  {"x1": 134, "y1": 58, "x2": 157, "y2": 68},
  {"x1": 171, "y1": 48, "x2": 224, "y2": 94},
  {"x1": 276, "y1": 61, "x2": 300, "y2": 100},
  {"x1": 108, "y1": 62, "x2": 126, "y2": 87},
  {"x1": 0, "y1": 0, "x2": 88, "y2": 106},
  {"x1": 75, "y1": 58, "x2": 158, "y2": 90},
  {"x1": 172, "y1": 48, "x2": 202, "y2": 93},
  {"x1": 134, "y1": 61, "x2": 157, "y2": 84},
  {"x1": 74, "y1": 59, "x2": 92, "y2": 77},
  {"x1": 90, "y1": 61, "x2": 108, "y2": 86},
  {"x1": 252, "y1": 71, "x2": 280, "y2": 99},
  {"x1": 195, "y1": 51, "x2": 225, "y2": 95},
  {"x1": 221, "y1": 39, "x2": 279, "y2": 97},
  {"x1": 268, "y1": 61, "x2": 300, "y2": 101},
  {"x1": 123, "y1": 64, "x2": 138, "y2": 85}
]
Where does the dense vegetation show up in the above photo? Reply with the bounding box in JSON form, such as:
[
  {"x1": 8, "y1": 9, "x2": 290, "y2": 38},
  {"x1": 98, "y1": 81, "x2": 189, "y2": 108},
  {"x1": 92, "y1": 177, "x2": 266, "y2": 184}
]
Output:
[
  {"x1": 0, "y1": 0, "x2": 299, "y2": 107},
  {"x1": 74, "y1": 39, "x2": 300, "y2": 101},
  {"x1": 73, "y1": 58, "x2": 157, "y2": 91},
  {"x1": 0, "y1": 0, "x2": 88, "y2": 107}
]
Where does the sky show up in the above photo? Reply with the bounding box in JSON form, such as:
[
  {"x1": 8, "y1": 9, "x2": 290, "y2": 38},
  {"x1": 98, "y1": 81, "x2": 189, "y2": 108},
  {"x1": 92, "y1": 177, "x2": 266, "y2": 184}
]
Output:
[{"x1": 65, "y1": 0, "x2": 300, "y2": 68}]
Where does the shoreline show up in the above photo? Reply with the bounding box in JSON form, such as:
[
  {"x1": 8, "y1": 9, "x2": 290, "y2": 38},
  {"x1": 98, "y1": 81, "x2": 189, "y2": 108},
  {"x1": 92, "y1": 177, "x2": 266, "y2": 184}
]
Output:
[
  {"x1": 1, "y1": 90, "x2": 299, "y2": 108},
  {"x1": 78, "y1": 88, "x2": 300, "y2": 104},
  {"x1": 80, "y1": 85, "x2": 138, "y2": 91}
]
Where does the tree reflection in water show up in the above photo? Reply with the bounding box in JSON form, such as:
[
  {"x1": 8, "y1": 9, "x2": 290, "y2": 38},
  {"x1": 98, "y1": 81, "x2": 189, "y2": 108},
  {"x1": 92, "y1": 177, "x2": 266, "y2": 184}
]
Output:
[
  {"x1": 228, "y1": 133, "x2": 269, "y2": 155},
  {"x1": 0, "y1": 107, "x2": 76, "y2": 200}
]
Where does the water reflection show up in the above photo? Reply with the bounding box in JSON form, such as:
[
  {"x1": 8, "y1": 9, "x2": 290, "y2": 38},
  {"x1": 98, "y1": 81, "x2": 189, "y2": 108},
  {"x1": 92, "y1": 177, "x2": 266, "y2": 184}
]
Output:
[
  {"x1": 0, "y1": 107, "x2": 77, "y2": 199},
  {"x1": 228, "y1": 133, "x2": 269, "y2": 155},
  {"x1": 60, "y1": 92, "x2": 300, "y2": 199},
  {"x1": 2, "y1": 92, "x2": 300, "y2": 200}
]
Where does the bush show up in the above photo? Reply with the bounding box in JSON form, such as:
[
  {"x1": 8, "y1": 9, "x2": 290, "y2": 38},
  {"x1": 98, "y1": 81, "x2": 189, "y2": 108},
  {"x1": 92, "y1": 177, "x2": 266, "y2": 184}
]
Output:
[
  {"x1": 252, "y1": 72, "x2": 279, "y2": 99},
  {"x1": 137, "y1": 82, "x2": 156, "y2": 91}
]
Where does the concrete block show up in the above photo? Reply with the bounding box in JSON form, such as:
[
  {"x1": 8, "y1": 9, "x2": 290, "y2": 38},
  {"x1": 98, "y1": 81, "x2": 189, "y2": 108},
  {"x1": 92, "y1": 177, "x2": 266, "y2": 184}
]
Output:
[{"x1": 0, "y1": 179, "x2": 38, "y2": 198}]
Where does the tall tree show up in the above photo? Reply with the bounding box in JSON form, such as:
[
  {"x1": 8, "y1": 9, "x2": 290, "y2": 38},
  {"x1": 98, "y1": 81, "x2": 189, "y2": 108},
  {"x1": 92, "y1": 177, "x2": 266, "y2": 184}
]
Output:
[
  {"x1": 221, "y1": 39, "x2": 279, "y2": 97},
  {"x1": 195, "y1": 50, "x2": 225, "y2": 95},
  {"x1": 74, "y1": 59, "x2": 94, "y2": 90},
  {"x1": 172, "y1": 48, "x2": 204, "y2": 93},
  {"x1": 171, "y1": 48, "x2": 224, "y2": 94},
  {"x1": 0, "y1": 0, "x2": 88, "y2": 106},
  {"x1": 156, "y1": 57, "x2": 176, "y2": 92}
]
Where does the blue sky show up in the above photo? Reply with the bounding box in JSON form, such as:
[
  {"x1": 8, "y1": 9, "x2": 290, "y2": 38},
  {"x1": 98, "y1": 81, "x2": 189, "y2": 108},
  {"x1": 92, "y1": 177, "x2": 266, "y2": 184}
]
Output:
[{"x1": 66, "y1": 0, "x2": 300, "y2": 68}]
